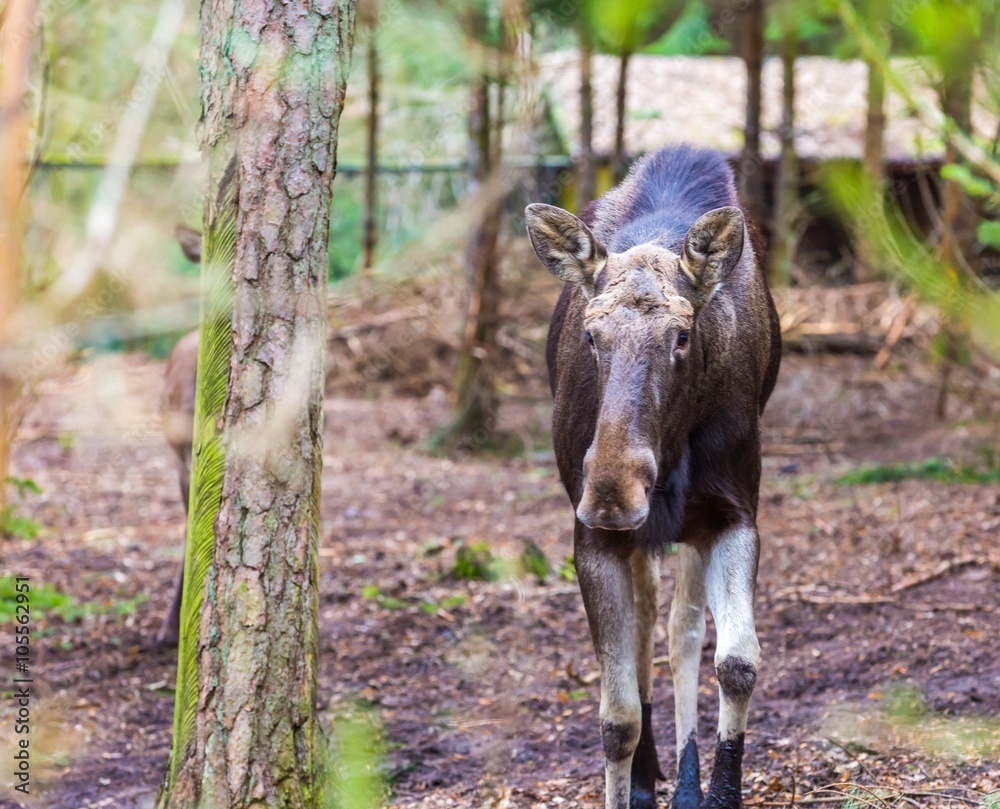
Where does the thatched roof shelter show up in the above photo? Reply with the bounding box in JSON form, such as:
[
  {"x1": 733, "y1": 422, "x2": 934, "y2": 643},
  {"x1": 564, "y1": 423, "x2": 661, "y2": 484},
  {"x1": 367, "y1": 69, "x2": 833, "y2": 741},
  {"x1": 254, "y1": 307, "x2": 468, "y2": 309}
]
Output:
[{"x1": 540, "y1": 52, "x2": 999, "y2": 165}]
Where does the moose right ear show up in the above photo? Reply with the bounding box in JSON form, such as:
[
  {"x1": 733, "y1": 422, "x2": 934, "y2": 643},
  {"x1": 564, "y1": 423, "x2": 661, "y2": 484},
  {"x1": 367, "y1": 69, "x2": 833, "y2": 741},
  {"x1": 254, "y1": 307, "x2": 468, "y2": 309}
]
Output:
[
  {"x1": 524, "y1": 203, "x2": 607, "y2": 296},
  {"x1": 175, "y1": 224, "x2": 203, "y2": 264}
]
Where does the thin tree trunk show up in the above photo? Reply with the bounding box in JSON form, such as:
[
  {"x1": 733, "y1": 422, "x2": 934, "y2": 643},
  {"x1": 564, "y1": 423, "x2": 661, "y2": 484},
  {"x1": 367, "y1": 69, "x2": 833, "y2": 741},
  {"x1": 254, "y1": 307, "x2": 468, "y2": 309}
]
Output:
[
  {"x1": 157, "y1": 1, "x2": 357, "y2": 806},
  {"x1": 738, "y1": 0, "x2": 764, "y2": 223},
  {"x1": 440, "y1": 0, "x2": 528, "y2": 452},
  {"x1": 613, "y1": 50, "x2": 631, "y2": 183},
  {"x1": 935, "y1": 62, "x2": 977, "y2": 421},
  {"x1": 362, "y1": 2, "x2": 379, "y2": 277},
  {"x1": 771, "y1": 24, "x2": 797, "y2": 287},
  {"x1": 0, "y1": 0, "x2": 36, "y2": 515},
  {"x1": 857, "y1": 53, "x2": 886, "y2": 282},
  {"x1": 446, "y1": 68, "x2": 500, "y2": 450},
  {"x1": 578, "y1": 19, "x2": 596, "y2": 208}
]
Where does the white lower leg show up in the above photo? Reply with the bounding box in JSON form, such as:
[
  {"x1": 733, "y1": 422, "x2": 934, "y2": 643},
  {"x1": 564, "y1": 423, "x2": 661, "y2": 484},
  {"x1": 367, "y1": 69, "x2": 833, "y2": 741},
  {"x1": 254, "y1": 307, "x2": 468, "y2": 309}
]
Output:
[
  {"x1": 705, "y1": 524, "x2": 760, "y2": 742},
  {"x1": 668, "y1": 544, "x2": 706, "y2": 754}
]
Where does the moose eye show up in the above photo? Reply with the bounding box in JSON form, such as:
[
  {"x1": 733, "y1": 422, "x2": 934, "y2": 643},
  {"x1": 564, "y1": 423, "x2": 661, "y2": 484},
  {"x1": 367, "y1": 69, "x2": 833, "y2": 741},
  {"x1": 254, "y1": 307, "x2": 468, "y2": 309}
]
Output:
[
  {"x1": 585, "y1": 331, "x2": 595, "y2": 348},
  {"x1": 676, "y1": 330, "x2": 690, "y2": 349}
]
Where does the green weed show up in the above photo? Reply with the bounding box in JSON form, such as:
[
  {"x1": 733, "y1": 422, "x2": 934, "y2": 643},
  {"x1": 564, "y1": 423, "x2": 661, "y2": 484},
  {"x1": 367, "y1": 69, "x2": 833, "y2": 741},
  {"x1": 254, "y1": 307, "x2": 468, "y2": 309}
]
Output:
[
  {"x1": 2, "y1": 476, "x2": 43, "y2": 540},
  {"x1": 838, "y1": 458, "x2": 1000, "y2": 486}
]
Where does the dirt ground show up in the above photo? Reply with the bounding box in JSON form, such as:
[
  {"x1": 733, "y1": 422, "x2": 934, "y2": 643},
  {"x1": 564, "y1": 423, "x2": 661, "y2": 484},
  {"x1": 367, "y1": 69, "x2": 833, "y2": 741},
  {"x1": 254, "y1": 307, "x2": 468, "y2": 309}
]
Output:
[{"x1": 1, "y1": 339, "x2": 999, "y2": 808}]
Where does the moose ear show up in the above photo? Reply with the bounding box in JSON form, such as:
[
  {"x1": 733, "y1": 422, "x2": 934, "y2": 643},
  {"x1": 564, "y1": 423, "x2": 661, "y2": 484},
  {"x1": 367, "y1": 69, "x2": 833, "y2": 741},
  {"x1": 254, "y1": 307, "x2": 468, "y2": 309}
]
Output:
[
  {"x1": 524, "y1": 203, "x2": 607, "y2": 295},
  {"x1": 679, "y1": 206, "x2": 745, "y2": 296},
  {"x1": 175, "y1": 224, "x2": 203, "y2": 264}
]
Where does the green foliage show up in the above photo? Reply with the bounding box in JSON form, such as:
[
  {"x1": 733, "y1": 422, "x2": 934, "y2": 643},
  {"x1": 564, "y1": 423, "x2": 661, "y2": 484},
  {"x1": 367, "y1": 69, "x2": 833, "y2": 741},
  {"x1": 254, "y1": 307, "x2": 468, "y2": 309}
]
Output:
[
  {"x1": 882, "y1": 682, "x2": 929, "y2": 723},
  {"x1": 589, "y1": 0, "x2": 686, "y2": 54},
  {"x1": 2, "y1": 477, "x2": 43, "y2": 540},
  {"x1": 451, "y1": 540, "x2": 503, "y2": 581},
  {"x1": 558, "y1": 555, "x2": 577, "y2": 582},
  {"x1": 837, "y1": 457, "x2": 1000, "y2": 486},
  {"x1": 361, "y1": 585, "x2": 405, "y2": 611},
  {"x1": 0, "y1": 577, "x2": 147, "y2": 624},
  {"x1": 518, "y1": 541, "x2": 550, "y2": 583},
  {"x1": 821, "y1": 161, "x2": 1000, "y2": 356},
  {"x1": 642, "y1": 0, "x2": 728, "y2": 56},
  {"x1": 323, "y1": 708, "x2": 387, "y2": 809}
]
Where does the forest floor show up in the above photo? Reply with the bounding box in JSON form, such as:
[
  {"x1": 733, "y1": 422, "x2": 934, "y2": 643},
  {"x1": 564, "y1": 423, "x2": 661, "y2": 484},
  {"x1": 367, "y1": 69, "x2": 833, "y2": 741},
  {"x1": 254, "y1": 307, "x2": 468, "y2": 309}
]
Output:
[{"x1": 2, "y1": 336, "x2": 1000, "y2": 808}]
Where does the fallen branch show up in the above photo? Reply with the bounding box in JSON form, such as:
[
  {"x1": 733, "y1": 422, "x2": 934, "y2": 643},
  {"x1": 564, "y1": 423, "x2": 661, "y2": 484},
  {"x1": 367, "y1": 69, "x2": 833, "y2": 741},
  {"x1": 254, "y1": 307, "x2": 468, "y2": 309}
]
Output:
[{"x1": 889, "y1": 554, "x2": 980, "y2": 594}]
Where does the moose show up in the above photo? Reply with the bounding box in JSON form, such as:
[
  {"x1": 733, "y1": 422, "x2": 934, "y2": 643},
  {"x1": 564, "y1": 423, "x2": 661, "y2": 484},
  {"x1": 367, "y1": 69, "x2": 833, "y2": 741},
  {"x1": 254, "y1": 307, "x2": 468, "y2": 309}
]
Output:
[
  {"x1": 525, "y1": 145, "x2": 780, "y2": 809},
  {"x1": 156, "y1": 226, "x2": 202, "y2": 647}
]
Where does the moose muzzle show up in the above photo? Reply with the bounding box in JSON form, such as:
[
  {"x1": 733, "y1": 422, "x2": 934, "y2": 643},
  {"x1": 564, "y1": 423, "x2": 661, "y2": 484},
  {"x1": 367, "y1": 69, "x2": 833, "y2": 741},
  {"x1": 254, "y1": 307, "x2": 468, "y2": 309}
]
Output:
[{"x1": 576, "y1": 447, "x2": 657, "y2": 531}]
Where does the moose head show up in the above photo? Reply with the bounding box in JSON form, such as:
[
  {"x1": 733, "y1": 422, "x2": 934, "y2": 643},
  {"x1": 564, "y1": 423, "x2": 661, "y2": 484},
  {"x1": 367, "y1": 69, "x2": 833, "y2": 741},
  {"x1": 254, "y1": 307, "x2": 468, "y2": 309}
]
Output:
[{"x1": 525, "y1": 202, "x2": 746, "y2": 532}]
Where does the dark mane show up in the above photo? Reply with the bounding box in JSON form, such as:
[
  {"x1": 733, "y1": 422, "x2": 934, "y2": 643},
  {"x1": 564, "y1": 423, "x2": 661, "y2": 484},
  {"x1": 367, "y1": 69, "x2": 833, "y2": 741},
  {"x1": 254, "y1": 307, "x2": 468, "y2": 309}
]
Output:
[{"x1": 595, "y1": 145, "x2": 739, "y2": 254}]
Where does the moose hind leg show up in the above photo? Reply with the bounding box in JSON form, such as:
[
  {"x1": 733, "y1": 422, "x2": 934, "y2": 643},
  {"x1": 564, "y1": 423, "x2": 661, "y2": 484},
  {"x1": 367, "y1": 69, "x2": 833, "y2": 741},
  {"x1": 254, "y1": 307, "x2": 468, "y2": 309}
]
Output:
[
  {"x1": 668, "y1": 543, "x2": 706, "y2": 809},
  {"x1": 703, "y1": 523, "x2": 760, "y2": 809},
  {"x1": 576, "y1": 532, "x2": 641, "y2": 809},
  {"x1": 629, "y1": 550, "x2": 660, "y2": 809}
]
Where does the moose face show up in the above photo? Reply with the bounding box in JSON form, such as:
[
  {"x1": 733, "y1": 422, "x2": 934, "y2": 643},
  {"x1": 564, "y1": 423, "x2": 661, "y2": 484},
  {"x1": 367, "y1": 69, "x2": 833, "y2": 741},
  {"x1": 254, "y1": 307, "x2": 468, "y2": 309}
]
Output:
[{"x1": 525, "y1": 203, "x2": 745, "y2": 531}]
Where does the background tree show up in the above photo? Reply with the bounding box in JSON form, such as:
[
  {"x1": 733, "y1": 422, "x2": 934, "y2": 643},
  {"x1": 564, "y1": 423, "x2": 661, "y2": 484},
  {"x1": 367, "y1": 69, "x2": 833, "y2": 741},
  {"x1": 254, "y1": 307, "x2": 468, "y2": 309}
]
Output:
[
  {"x1": 578, "y1": 12, "x2": 596, "y2": 207},
  {"x1": 361, "y1": 0, "x2": 380, "y2": 278},
  {"x1": 0, "y1": 1, "x2": 36, "y2": 516},
  {"x1": 435, "y1": 0, "x2": 530, "y2": 451},
  {"x1": 738, "y1": 0, "x2": 766, "y2": 224},
  {"x1": 157, "y1": 1, "x2": 357, "y2": 806},
  {"x1": 590, "y1": 0, "x2": 686, "y2": 182},
  {"x1": 914, "y1": 0, "x2": 985, "y2": 417},
  {"x1": 771, "y1": 0, "x2": 799, "y2": 286}
]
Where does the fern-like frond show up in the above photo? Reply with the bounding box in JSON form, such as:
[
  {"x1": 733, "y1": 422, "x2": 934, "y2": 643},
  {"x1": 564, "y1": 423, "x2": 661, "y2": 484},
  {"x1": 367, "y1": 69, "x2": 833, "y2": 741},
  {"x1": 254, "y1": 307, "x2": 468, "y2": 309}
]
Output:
[{"x1": 167, "y1": 155, "x2": 238, "y2": 786}]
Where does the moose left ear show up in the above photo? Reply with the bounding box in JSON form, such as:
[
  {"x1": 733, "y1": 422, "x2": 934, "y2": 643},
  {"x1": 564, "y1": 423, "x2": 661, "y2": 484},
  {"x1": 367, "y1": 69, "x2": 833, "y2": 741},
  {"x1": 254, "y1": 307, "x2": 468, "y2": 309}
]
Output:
[{"x1": 679, "y1": 206, "x2": 745, "y2": 295}]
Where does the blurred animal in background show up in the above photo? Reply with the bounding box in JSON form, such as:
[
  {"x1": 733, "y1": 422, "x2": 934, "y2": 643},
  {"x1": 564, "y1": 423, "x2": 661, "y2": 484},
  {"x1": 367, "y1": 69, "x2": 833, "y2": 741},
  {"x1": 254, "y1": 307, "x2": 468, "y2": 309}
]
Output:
[
  {"x1": 525, "y1": 144, "x2": 780, "y2": 809},
  {"x1": 156, "y1": 225, "x2": 201, "y2": 647}
]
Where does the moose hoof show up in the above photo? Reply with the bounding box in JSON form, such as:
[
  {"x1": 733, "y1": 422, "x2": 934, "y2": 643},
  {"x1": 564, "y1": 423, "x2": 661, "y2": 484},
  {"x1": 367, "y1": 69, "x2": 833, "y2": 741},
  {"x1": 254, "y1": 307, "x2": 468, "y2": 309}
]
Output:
[
  {"x1": 700, "y1": 793, "x2": 742, "y2": 809},
  {"x1": 670, "y1": 785, "x2": 701, "y2": 809},
  {"x1": 630, "y1": 786, "x2": 657, "y2": 809}
]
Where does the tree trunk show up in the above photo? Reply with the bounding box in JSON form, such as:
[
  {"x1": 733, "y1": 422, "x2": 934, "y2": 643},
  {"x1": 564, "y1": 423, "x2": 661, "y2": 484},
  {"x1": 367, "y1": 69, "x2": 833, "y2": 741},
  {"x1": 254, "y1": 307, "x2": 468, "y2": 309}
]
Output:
[
  {"x1": 613, "y1": 50, "x2": 631, "y2": 184},
  {"x1": 935, "y1": 60, "x2": 977, "y2": 421},
  {"x1": 362, "y1": 1, "x2": 379, "y2": 277},
  {"x1": 856, "y1": 53, "x2": 886, "y2": 282},
  {"x1": 436, "y1": 1, "x2": 528, "y2": 452},
  {"x1": 157, "y1": 1, "x2": 357, "y2": 807},
  {"x1": 771, "y1": 23, "x2": 797, "y2": 287},
  {"x1": 443, "y1": 69, "x2": 501, "y2": 451},
  {"x1": 738, "y1": 0, "x2": 764, "y2": 223},
  {"x1": 577, "y1": 19, "x2": 596, "y2": 208},
  {"x1": 0, "y1": 0, "x2": 36, "y2": 515}
]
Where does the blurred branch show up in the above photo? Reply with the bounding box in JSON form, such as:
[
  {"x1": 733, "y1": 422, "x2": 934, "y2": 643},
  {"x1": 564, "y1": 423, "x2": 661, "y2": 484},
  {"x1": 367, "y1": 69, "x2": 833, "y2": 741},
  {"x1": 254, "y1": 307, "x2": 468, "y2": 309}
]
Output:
[
  {"x1": 836, "y1": 0, "x2": 1000, "y2": 186},
  {"x1": 50, "y1": 0, "x2": 187, "y2": 305}
]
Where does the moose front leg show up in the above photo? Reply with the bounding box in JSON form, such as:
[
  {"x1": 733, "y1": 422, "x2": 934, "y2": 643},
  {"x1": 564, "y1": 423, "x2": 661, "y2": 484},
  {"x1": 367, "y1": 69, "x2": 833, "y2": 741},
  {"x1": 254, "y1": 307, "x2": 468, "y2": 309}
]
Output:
[
  {"x1": 630, "y1": 550, "x2": 661, "y2": 809},
  {"x1": 668, "y1": 543, "x2": 707, "y2": 809},
  {"x1": 703, "y1": 523, "x2": 761, "y2": 809},
  {"x1": 576, "y1": 527, "x2": 641, "y2": 809}
]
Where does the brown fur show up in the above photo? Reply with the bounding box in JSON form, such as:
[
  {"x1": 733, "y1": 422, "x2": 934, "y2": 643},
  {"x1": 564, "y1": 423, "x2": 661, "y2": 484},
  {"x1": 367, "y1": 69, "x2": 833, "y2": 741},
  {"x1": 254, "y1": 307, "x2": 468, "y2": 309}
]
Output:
[{"x1": 526, "y1": 144, "x2": 781, "y2": 809}]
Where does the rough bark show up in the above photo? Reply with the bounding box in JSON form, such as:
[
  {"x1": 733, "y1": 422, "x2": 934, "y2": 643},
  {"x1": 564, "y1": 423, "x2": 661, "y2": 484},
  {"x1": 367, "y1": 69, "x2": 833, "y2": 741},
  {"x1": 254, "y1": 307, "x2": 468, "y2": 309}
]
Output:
[
  {"x1": 771, "y1": 22, "x2": 797, "y2": 287},
  {"x1": 157, "y1": 1, "x2": 356, "y2": 806},
  {"x1": 613, "y1": 50, "x2": 631, "y2": 184},
  {"x1": 577, "y1": 19, "x2": 596, "y2": 208},
  {"x1": 0, "y1": 0, "x2": 35, "y2": 514},
  {"x1": 738, "y1": 0, "x2": 764, "y2": 223},
  {"x1": 362, "y1": 0, "x2": 379, "y2": 276}
]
